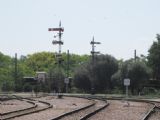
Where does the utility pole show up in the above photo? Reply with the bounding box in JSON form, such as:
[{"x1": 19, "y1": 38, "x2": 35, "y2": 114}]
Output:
[
  {"x1": 67, "y1": 50, "x2": 70, "y2": 78},
  {"x1": 134, "y1": 49, "x2": 137, "y2": 62},
  {"x1": 15, "y1": 53, "x2": 18, "y2": 91},
  {"x1": 90, "y1": 36, "x2": 101, "y2": 94},
  {"x1": 65, "y1": 50, "x2": 70, "y2": 93},
  {"x1": 48, "y1": 21, "x2": 64, "y2": 95}
]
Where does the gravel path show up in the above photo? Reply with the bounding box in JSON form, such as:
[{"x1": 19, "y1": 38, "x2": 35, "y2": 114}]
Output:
[{"x1": 88, "y1": 100, "x2": 153, "y2": 120}]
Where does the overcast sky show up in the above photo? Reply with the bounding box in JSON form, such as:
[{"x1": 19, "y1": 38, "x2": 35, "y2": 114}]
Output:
[{"x1": 0, "y1": 0, "x2": 160, "y2": 59}]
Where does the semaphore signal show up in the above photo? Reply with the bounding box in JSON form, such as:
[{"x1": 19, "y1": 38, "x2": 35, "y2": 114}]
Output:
[
  {"x1": 48, "y1": 21, "x2": 64, "y2": 54},
  {"x1": 90, "y1": 36, "x2": 101, "y2": 94},
  {"x1": 90, "y1": 36, "x2": 101, "y2": 63},
  {"x1": 48, "y1": 21, "x2": 64, "y2": 95}
]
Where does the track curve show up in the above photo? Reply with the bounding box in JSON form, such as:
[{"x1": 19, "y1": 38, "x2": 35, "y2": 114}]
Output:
[
  {"x1": 0, "y1": 95, "x2": 52, "y2": 120},
  {"x1": 50, "y1": 96, "x2": 109, "y2": 120}
]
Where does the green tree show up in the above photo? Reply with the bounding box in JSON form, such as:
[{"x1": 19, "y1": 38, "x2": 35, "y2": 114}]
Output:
[
  {"x1": 113, "y1": 59, "x2": 151, "y2": 94},
  {"x1": 26, "y1": 52, "x2": 56, "y2": 72},
  {"x1": 148, "y1": 34, "x2": 160, "y2": 80},
  {"x1": 48, "y1": 67, "x2": 65, "y2": 92},
  {"x1": 74, "y1": 54, "x2": 118, "y2": 93},
  {"x1": 62, "y1": 53, "x2": 89, "y2": 76},
  {"x1": 0, "y1": 52, "x2": 13, "y2": 91},
  {"x1": 128, "y1": 61, "x2": 151, "y2": 94},
  {"x1": 92, "y1": 55, "x2": 118, "y2": 92},
  {"x1": 74, "y1": 63, "x2": 91, "y2": 92}
]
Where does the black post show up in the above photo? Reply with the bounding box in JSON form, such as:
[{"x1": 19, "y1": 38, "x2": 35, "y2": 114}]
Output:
[
  {"x1": 65, "y1": 50, "x2": 70, "y2": 93},
  {"x1": 90, "y1": 37, "x2": 101, "y2": 94},
  {"x1": 15, "y1": 53, "x2": 18, "y2": 90},
  {"x1": 67, "y1": 50, "x2": 70, "y2": 77},
  {"x1": 134, "y1": 49, "x2": 136, "y2": 62}
]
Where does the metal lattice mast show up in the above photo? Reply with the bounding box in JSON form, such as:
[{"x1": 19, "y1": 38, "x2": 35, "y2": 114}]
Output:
[
  {"x1": 48, "y1": 21, "x2": 64, "y2": 93},
  {"x1": 48, "y1": 21, "x2": 64, "y2": 55}
]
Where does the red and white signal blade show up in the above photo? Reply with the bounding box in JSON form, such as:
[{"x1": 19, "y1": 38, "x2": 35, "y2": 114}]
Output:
[{"x1": 48, "y1": 28, "x2": 64, "y2": 32}]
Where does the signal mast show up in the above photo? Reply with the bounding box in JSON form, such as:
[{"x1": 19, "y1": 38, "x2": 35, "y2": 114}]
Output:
[
  {"x1": 48, "y1": 21, "x2": 64, "y2": 56},
  {"x1": 90, "y1": 36, "x2": 101, "y2": 63},
  {"x1": 48, "y1": 21, "x2": 64, "y2": 94},
  {"x1": 90, "y1": 36, "x2": 101, "y2": 94}
]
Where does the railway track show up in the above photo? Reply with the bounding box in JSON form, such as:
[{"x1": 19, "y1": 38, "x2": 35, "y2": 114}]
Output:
[
  {"x1": 141, "y1": 100, "x2": 160, "y2": 120},
  {"x1": 151, "y1": 107, "x2": 160, "y2": 120},
  {"x1": 0, "y1": 95, "x2": 52, "y2": 120},
  {"x1": 106, "y1": 97, "x2": 160, "y2": 120},
  {"x1": 1, "y1": 94, "x2": 160, "y2": 120},
  {"x1": 50, "y1": 96, "x2": 109, "y2": 120},
  {"x1": 51, "y1": 95, "x2": 160, "y2": 120}
]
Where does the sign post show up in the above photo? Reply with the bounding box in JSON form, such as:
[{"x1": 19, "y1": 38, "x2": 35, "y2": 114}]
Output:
[
  {"x1": 124, "y1": 78, "x2": 130, "y2": 98},
  {"x1": 64, "y1": 78, "x2": 69, "y2": 93}
]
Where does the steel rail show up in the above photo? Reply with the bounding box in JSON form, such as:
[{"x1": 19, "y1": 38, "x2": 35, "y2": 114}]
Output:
[
  {"x1": 142, "y1": 101, "x2": 160, "y2": 120},
  {"x1": 58, "y1": 95, "x2": 160, "y2": 120},
  {"x1": 1, "y1": 94, "x2": 160, "y2": 120},
  {"x1": 80, "y1": 99, "x2": 109, "y2": 120},
  {"x1": 51, "y1": 102, "x2": 95, "y2": 120},
  {"x1": 50, "y1": 95, "x2": 109, "y2": 120},
  {"x1": 106, "y1": 97, "x2": 160, "y2": 120},
  {"x1": 1, "y1": 95, "x2": 52, "y2": 120}
]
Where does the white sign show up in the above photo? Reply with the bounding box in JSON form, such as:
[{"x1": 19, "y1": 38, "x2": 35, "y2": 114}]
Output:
[
  {"x1": 124, "y1": 78, "x2": 130, "y2": 86},
  {"x1": 36, "y1": 72, "x2": 46, "y2": 82},
  {"x1": 64, "y1": 78, "x2": 69, "y2": 84}
]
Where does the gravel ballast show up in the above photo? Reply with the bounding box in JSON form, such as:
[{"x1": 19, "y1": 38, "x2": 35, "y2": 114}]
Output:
[
  {"x1": 11, "y1": 96, "x2": 92, "y2": 120},
  {"x1": 0, "y1": 99, "x2": 33, "y2": 114},
  {"x1": 88, "y1": 100, "x2": 153, "y2": 120}
]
